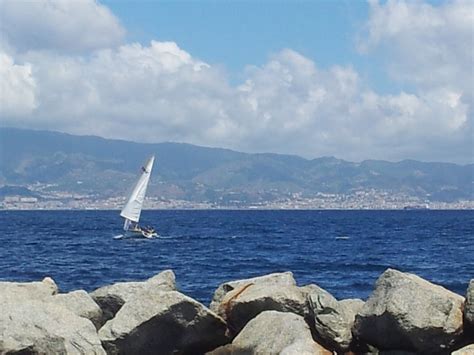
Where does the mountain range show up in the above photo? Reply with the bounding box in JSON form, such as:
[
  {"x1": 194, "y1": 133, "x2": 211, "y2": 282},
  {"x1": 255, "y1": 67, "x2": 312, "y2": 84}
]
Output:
[{"x1": 0, "y1": 127, "x2": 472, "y2": 203}]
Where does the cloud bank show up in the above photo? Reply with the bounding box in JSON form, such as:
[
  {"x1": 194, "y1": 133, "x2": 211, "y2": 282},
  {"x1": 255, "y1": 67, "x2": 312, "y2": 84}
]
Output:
[
  {"x1": 0, "y1": 0, "x2": 472, "y2": 163},
  {"x1": 0, "y1": 0, "x2": 124, "y2": 53}
]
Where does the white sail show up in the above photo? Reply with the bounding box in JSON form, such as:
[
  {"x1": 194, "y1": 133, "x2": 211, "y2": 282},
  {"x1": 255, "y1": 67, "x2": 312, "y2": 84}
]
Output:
[{"x1": 120, "y1": 156, "x2": 155, "y2": 225}]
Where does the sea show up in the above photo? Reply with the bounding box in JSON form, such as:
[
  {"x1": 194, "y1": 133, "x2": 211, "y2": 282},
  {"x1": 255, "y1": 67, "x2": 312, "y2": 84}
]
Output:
[{"x1": 0, "y1": 210, "x2": 472, "y2": 304}]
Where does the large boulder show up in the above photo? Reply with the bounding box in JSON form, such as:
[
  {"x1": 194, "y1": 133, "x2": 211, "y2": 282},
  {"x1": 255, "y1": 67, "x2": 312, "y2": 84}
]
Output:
[
  {"x1": 90, "y1": 269, "x2": 176, "y2": 323},
  {"x1": 230, "y1": 311, "x2": 331, "y2": 354},
  {"x1": 53, "y1": 290, "x2": 103, "y2": 329},
  {"x1": 340, "y1": 298, "x2": 365, "y2": 311},
  {"x1": 340, "y1": 298, "x2": 365, "y2": 323},
  {"x1": 0, "y1": 300, "x2": 105, "y2": 354},
  {"x1": 308, "y1": 287, "x2": 364, "y2": 352},
  {"x1": 300, "y1": 283, "x2": 336, "y2": 315},
  {"x1": 0, "y1": 277, "x2": 58, "y2": 301},
  {"x1": 99, "y1": 289, "x2": 228, "y2": 354},
  {"x1": 280, "y1": 339, "x2": 332, "y2": 355},
  {"x1": 452, "y1": 344, "x2": 474, "y2": 355},
  {"x1": 216, "y1": 283, "x2": 306, "y2": 335},
  {"x1": 210, "y1": 272, "x2": 296, "y2": 313},
  {"x1": 465, "y1": 280, "x2": 474, "y2": 333},
  {"x1": 299, "y1": 283, "x2": 335, "y2": 302},
  {"x1": 208, "y1": 340, "x2": 331, "y2": 355},
  {"x1": 206, "y1": 344, "x2": 235, "y2": 355},
  {"x1": 0, "y1": 278, "x2": 105, "y2": 354},
  {"x1": 353, "y1": 268, "x2": 464, "y2": 354}
]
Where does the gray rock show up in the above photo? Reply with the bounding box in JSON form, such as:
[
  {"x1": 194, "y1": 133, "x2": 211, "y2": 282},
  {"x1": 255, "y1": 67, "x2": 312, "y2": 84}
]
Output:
[
  {"x1": 0, "y1": 278, "x2": 105, "y2": 353},
  {"x1": 216, "y1": 283, "x2": 306, "y2": 335},
  {"x1": 53, "y1": 290, "x2": 103, "y2": 329},
  {"x1": 231, "y1": 310, "x2": 331, "y2": 354},
  {"x1": 145, "y1": 269, "x2": 177, "y2": 289},
  {"x1": 207, "y1": 339, "x2": 331, "y2": 355},
  {"x1": 451, "y1": 344, "x2": 474, "y2": 355},
  {"x1": 280, "y1": 339, "x2": 333, "y2": 355},
  {"x1": 299, "y1": 283, "x2": 335, "y2": 301},
  {"x1": 0, "y1": 277, "x2": 58, "y2": 302},
  {"x1": 465, "y1": 280, "x2": 474, "y2": 332},
  {"x1": 90, "y1": 269, "x2": 176, "y2": 323},
  {"x1": 339, "y1": 298, "x2": 365, "y2": 317},
  {"x1": 99, "y1": 289, "x2": 228, "y2": 354},
  {"x1": 353, "y1": 268, "x2": 464, "y2": 354},
  {"x1": 299, "y1": 283, "x2": 335, "y2": 317},
  {"x1": 0, "y1": 299, "x2": 105, "y2": 354},
  {"x1": 91, "y1": 281, "x2": 144, "y2": 322},
  {"x1": 210, "y1": 272, "x2": 296, "y2": 313},
  {"x1": 308, "y1": 291, "x2": 364, "y2": 352},
  {"x1": 206, "y1": 344, "x2": 234, "y2": 355}
]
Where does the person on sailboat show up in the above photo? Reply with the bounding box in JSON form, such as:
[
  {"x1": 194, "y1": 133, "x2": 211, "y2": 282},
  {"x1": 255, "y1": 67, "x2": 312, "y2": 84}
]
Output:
[{"x1": 131, "y1": 222, "x2": 140, "y2": 232}]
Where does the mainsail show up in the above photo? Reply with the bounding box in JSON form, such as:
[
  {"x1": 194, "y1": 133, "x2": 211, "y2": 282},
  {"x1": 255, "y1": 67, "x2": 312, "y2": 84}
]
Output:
[{"x1": 120, "y1": 156, "x2": 155, "y2": 229}]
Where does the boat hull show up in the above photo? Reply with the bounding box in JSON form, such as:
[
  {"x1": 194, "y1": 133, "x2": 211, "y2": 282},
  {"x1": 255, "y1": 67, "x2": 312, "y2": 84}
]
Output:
[{"x1": 115, "y1": 230, "x2": 158, "y2": 239}]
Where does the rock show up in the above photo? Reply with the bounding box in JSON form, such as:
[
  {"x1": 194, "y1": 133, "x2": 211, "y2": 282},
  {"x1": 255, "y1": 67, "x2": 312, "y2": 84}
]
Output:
[
  {"x1": 210, "y1": 271, "x2": 296, "y2": 313},
  {"x1": 299, "y1": 283, "x2": 335, "y2": 302},
  {"x1": 353, "y1": 268, "x2": 464, "y2": 354},
  {"x1": 280, "y1": 339, "x2": 333, "y2": 355},
  {"x1": 0, "y1": 278, "x2": 105, "y2": 353},
  {"x1": 90, "y1": 269, "x2": 176, "y2": 323},
  {"x1": 0, "y1": 299, "x2": 105, "y2": 354},
  {"x1": 0, "y1": 277, "x2": 58, "y2": 302},
  {"x1": 465, "y1": 280, "x2": 474, "y2": 332},
  {"x1": 206, "y1": 340, "x2": 331, "y2": 355},
  {"x1": 206, "y1": 344, "x2": 234, "y2": 355},
  {"x1": 217, "y1": 283, "x2": 306, "y2": 335},
  {"x1": 207, "y1": 339, "x2": 331, "y2": 355},
  {"x1": 145, "y1": 269, "x2": 177, "y2": 289},
  {"x1": 452, "y1": 344, "x2": 474, "y2": 355},
  {"x1": 53, "y1": 290, "x2": 103, "y2": 329},
  {"x1": 308, "y1": 290, "x2": 364, "y2": 352},
  {"x1": 231, "y1": 310, "x2": 331, "y2": 354},
  {"x1": 339, "y1": 298, "x2": 365, "y2": 317},
  {"x1": 99, "y1": 289, "x2": 228, "y2": 354}
]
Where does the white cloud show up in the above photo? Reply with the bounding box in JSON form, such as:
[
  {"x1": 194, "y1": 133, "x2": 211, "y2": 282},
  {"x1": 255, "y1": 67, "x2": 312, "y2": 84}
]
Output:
[
  {"x1": 0, "y1": 53, "x2": 37, "y2": 117},
  {"x1": 233, "y1": 50, "x2": 469, "y2": 161},
  {"x1": 2, "y1": 43, "x2": 468, "y2": 162},
  {"x1": 361, "y1": 0, "x2": 473, "y2": 93},
  {"x1": 0, "y1": 0, "x2": 125, "y2": 53},
  {"x1": 356, "y1": 0, "x2": 473, "y2": 161},
  {"x1": 0, "y1": 0, "x2": 471, "y2": 163},
  {"x1": 3, "y1": 41, "x2": 233, "y2": 142}
]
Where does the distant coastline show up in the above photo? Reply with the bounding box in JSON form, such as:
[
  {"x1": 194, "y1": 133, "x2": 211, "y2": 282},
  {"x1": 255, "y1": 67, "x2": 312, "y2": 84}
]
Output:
[
  {"x1": 2, "y1": 193, "x2": 474, "y2": 210},
  {"x1": 1, "y1": 128, "x2": 473, "y2": 212},
  {"x1": 1, "y1": 204, "x2": 473, "y2": 211}
]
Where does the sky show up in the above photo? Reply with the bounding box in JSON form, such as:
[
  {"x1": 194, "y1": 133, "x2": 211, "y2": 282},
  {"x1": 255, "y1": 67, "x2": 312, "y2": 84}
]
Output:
[{"x1": 0, "y1": 0, "x2": 472, "y2": 163}]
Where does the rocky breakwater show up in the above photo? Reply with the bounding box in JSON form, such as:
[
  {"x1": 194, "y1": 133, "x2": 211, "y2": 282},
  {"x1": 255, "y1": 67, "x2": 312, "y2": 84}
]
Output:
[{"x1": 0, "y1": 269, "x2": 472, "y2": 354}]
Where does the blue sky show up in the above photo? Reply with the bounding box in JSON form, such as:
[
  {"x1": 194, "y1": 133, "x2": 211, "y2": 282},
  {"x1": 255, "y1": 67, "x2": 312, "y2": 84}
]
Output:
[
  {"x1": 0, "y1": 0, "x2": 472, "y2": 163},
  {"x1": 103, "y1": 1, "x2": 366, "y2": 69},
  {"x1": 104, "y1": 1, "x2": 387, "y2": 88},
  {"x1": 101, "y1": 0, "x2": 445, "y2": 94}
]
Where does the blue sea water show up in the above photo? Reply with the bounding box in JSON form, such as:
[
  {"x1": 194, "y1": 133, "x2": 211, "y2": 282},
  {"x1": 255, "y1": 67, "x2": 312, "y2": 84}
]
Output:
[{"x1": 0, "y1": 210, "x2": 472, "y2": 304}]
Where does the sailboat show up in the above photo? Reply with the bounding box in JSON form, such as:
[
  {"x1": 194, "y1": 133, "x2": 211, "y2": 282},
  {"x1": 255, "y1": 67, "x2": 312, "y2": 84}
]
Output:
[{"x1": 116, "y1": 155, "x2": 158, "y2": 239}]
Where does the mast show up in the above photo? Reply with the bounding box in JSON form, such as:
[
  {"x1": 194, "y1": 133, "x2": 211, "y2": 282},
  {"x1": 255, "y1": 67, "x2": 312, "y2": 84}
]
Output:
[{"x1": 120, "y1": 156, "x2": 155, "y2": 230}]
